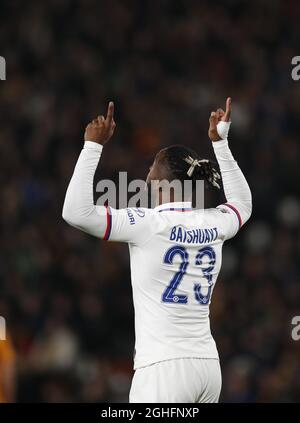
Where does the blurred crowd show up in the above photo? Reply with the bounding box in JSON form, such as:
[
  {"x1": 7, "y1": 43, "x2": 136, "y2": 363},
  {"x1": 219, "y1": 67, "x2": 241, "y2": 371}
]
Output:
[{"x1": 0, "y1": 0, "x2": 300, "y2": 402}]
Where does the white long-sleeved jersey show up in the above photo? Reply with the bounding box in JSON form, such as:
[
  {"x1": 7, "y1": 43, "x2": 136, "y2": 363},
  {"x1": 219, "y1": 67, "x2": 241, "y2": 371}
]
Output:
[{"x1": 63, "y1": 138, "x2": 252, "y2": 369}]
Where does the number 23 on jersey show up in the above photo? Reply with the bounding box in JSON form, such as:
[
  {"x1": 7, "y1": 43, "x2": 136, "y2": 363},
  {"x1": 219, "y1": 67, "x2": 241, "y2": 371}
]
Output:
[{"x1": 162, "y1": 245, "x2": 216, "y2": 305}]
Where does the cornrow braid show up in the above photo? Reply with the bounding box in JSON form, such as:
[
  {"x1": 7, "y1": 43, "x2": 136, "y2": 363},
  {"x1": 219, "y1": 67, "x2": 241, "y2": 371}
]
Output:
[{"x1": 162, "y1": 145, "x2": 221, "y2": 190}]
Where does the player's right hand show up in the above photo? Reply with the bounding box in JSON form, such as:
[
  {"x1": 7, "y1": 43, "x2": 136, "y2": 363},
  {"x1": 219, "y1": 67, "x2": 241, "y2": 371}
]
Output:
[
  {"x1": 84, "y1": 101, "x2": 116, "y2": 145},
  {"x1": 208, "y1": 97, "x2": 231, "y2": 142}
]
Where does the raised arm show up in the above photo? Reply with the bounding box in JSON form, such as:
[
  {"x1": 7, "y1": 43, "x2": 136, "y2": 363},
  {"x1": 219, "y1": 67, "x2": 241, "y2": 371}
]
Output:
[
  {"x1": 62, "y1": 102, "x2": 116, "y2": 237},
  {"x1": 208, "y1": 98, "x2": 252, "y2": 235},
  {"x1": 62, "y1": 103, "x2": 153, "y2": 244}
]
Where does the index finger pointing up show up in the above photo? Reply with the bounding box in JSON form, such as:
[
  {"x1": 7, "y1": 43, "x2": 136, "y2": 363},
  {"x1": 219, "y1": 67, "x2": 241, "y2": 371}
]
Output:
[
  {"x1": 223, "y1": 97, "x2": 231, "y2": 122},
  {"x1": 106, "y1": 101, "x2": 114, "y2": 124}
]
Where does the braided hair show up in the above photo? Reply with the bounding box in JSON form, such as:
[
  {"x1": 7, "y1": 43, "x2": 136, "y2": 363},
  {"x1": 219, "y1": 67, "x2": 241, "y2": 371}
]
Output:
[{"x1": 161, "y1": 145, "x2": 221, "y2": 190}]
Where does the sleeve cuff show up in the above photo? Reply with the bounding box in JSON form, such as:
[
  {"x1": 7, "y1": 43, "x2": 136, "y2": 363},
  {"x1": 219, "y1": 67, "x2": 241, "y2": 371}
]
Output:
[{"x1": 84, "y1": 141, "x2": 103, "y2": 153}]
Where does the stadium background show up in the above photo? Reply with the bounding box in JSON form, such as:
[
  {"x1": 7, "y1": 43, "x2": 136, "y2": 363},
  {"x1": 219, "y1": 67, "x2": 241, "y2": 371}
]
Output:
[{"x1": 1, "y1": 0, "x2": 300, "y2": 402}]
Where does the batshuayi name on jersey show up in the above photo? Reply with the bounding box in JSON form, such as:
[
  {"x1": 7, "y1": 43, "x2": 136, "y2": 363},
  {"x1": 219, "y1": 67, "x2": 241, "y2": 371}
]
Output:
[{"x1": 170, "y1": 226, "x2": 218, "y2": 244}]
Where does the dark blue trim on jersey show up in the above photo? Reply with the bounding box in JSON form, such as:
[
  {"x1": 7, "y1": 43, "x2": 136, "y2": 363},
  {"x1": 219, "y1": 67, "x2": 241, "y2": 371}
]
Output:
[{"x1": 158, "y1": 208, "x2": 193, "y2": 213}]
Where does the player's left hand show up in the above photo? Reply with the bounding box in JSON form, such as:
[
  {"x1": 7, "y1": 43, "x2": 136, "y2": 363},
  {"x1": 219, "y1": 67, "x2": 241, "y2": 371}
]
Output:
[
  {"x1": 84, "y1": 101, "x2": 116, "y2": 145},
  {"x1": 208, "y1": 97, "x2": 231, "y2": 142}
]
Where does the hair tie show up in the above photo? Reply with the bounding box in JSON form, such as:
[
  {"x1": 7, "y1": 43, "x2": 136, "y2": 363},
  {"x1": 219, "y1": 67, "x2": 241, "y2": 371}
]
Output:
[
  {"x1": 184, "y1": 156, "x2": 202, "y2": 177},
  {"x1": 183, "y1": 156, "x2": 221, "y2": 189}
]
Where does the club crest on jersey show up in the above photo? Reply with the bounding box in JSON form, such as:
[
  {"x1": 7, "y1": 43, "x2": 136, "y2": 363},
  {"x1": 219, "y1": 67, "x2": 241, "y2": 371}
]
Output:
[{"x1": 170, "y1": 226, "x2": 218, "y2": 244}]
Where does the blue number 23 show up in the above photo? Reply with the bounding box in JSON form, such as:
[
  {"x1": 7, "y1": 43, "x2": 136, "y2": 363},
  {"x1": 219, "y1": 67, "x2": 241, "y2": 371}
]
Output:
[{"x1": 162, "y1": 245, "x2": 216, "y2": 305}]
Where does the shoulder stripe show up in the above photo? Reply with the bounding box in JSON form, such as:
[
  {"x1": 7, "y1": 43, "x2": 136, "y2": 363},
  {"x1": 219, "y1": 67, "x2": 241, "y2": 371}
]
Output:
[
  {"x1": 158, "y1": 208, "x2": 193, "y2": 213},
  {"x1": 224, "y1": 203, "x2": 242, "y2": 229},
  {"x1": 103, "y1": 206, "x2": 112, "y2": 240}
]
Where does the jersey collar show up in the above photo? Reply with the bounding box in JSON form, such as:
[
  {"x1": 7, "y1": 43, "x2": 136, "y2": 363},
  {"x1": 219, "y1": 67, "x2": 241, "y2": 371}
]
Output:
[{"x1": 154, "y1": 201, "x2": 193, "y2": 212}]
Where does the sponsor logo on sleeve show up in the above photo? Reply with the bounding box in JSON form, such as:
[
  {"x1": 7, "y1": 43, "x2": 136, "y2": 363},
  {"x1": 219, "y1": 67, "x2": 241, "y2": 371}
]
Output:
[
  {"x1": 132, "y1": 208, "x2": 145, "y2": 218},
  {"x1": 126, "y1": 208, "x2": 136, "y2": 225}
]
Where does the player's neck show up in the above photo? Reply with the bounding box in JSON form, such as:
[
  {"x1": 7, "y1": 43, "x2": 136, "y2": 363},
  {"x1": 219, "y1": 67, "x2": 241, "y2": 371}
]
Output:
[{"x1": 157, "y1": 191, "x2": 192, "y2": 206}]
